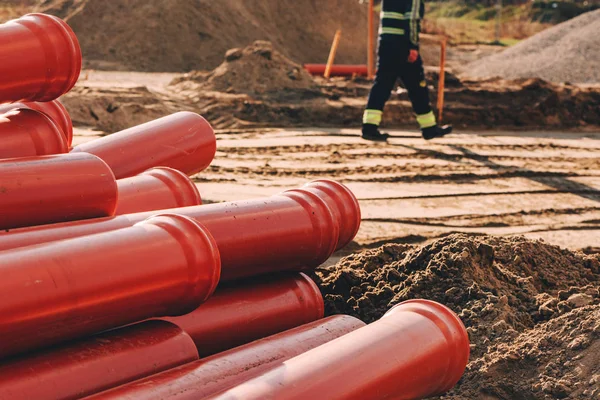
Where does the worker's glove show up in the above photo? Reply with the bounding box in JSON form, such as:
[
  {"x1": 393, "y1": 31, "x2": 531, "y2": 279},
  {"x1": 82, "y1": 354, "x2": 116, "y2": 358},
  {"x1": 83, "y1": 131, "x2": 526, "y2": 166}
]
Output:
[{"x1": 408, "y1": 49, "x2": 419, "y2": 63}]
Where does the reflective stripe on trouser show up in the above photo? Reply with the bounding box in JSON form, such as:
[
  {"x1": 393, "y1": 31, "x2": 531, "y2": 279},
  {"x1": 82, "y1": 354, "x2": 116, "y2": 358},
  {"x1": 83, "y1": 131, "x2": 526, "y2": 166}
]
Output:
[
  {"x1": 379, "y1": 27, "x2": 405, "y2": 36},
  {"x1": 380, "y1": 11, "x2": 411, "y2": 20},
  {"x1": 363, "y1": 109, "x2": 383, "y2": 126},
  {"x1": 416, "y1": 111, "x2": 436, "y2": 129}
]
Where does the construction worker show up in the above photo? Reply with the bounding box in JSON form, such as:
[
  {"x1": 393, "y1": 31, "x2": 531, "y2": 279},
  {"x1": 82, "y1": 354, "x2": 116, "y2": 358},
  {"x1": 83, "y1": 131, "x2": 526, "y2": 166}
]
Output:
[{"x1": 362, "y1": 0, "x2": 452, "y2": 141}]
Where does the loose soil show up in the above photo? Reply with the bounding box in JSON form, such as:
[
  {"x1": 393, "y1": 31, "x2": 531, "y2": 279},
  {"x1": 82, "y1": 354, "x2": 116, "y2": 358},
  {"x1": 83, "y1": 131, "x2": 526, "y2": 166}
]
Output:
[
  {"x1": 170, "y1": 40, "x2": 319, "y2": 99},
  {"x1": 312, "y1": 234, "x2": 600, "y2": 399},
  {"x1": 465, "y1": 10, "x2": 600, "y2": 84}
]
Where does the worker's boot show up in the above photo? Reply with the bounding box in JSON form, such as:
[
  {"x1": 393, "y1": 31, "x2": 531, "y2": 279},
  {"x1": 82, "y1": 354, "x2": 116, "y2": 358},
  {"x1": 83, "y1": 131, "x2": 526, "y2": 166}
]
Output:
[
  {"x1": 422, "y1": 124, "x2": 452, "y2": 141},
  {"x1": 362, "y1": 124, "x2": 389, "y2": 142}
]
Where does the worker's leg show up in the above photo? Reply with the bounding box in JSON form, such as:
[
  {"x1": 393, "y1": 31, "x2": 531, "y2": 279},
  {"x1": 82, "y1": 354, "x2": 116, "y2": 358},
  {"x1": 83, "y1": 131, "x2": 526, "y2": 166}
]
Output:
[
  {"x1": 398, "y1": 55, "x2": 452, "y2": 140},
  {"x1": 362, "y1": 39, "x2": 402, "y2": 141},
  {"x1": 397, "y1": 55, "x2": 435, "y2": 127}
]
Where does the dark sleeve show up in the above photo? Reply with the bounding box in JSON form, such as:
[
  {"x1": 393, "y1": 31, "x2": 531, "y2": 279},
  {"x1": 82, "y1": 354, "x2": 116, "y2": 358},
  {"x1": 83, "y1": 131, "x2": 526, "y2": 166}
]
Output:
[
  {"x1": 408, "y1": 19, "x2": 420, "y2": 49},
  {"x1": 408, "y1": 0, "x2": 423, "y2": 49}
]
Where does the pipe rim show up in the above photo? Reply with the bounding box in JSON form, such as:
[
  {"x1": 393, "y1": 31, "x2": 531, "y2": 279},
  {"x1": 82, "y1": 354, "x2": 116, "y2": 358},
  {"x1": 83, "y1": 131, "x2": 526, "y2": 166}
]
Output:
[
  {"x1": 303, "y1": 179, "x2": 361, "y2": 250},
  {"x1": 385, "y1": 299, "x2": 470, "y2": 394},
  {"x1": 140, "y1": 214, "x2": 221, "y2": 313},
  {"x1": 296, "y1": 273, "x2": 325, "y2": 320},
  {"x1": 22, "y1": 100, "x2": 73, "y2": 146},
  {"x1": 280, "y1": 189, "x2": 340, "y2": 267},
  {"x1": 18, "y1": 14, "x2": 81, "y2": 101},
  {"x1": 7, "y1": 108, "x2": 68, "y2": 156},
  {"x1": 142, "y1": 167, "x2": 202, "y2": 207}
]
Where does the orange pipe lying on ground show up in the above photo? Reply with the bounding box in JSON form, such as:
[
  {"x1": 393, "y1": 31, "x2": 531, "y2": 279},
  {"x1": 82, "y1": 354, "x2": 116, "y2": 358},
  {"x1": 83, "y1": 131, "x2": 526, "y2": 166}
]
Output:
[
  {"x1": 0, "y1": 214, "x2": 220, "y2": 359},
  {"x1": 0, "y1": 108, "x2": 68, "y2": 159},
  {"x1": 0, "y1": 100, "x2": 73, "y2": 146},
  {"x1": 71, "y1": 112, "x2": 217, "y2": 179},
  {"x1": 88, "y1": 315, "x2": 366, "y2": 400},
  {"x1": 163, "y1": 273, "x2": 325, "y2": 356},
  {"x1": 0, "y1": 321, "x2": 198, "y2": 400},
  {"x1": 0, "y1": 180, "x2": 359, "y2": 281},
  {"x1": 304, "y1": 64, "x2": 368, "y2": 77},
  {"x1": 115, "y1": 167, "x2": 202, "y2": 215},
  {"x1": 0, "y1": 13, "x2": 81, "y2": 103},
  {"x1": 0, "y1": 153, "x2": 117, "y2": 230},
  {"x1": 208, "y1": 300, "x2": 470, "y2": 400}
]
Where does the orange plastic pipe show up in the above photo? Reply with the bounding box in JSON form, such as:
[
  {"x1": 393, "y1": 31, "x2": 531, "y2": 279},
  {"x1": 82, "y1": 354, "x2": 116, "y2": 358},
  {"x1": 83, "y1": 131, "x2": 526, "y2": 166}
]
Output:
[
  {"x1": 71, "y1": 112, "x2": 217, "y2": 179},
  {"x1": 304, "y1": 64, "x2": 368, "y2": 77},
  {"x1": 0, "y1": 321, "x2": 198, "y2": 400},
  {"x1": 0, "y1": 180, "x2": 359, "y2": 280},
  {"x1": 0, "y1": 153, "x2": 117, "y2": 230},
  {"x1": 0, "y1": 214, "x2": 220, "y2": 359},
  {"x1": 0, "y1": 100, "x2": 73, "y2": 146},
  {"x1": 0, "y1": 108, "x2": 68, "y2": 159},
  {"x1": 163, "y1": 273, "x2": 325, "y2": 356},
  {"x1": 0, "y1": 13, "x2": 81, "y2": 103},
  {"x1": 87, "y1": 316, "x2": 366, "y2": 400},
  {"x1": 208, "y1": 300, "x2": 470, "y2": 400},
  {"x1": 324, "y1": 29, "x2": 342, "y2": 79},
  {"x1": 115, "y1": 167, "x2": 202, "y2": 215},
  {"x1": 437, "y1": 38, "x2": 447, "y2": 123},
  {"x1": 368, "y1": 0, "x2": 375, "y2": 78}
]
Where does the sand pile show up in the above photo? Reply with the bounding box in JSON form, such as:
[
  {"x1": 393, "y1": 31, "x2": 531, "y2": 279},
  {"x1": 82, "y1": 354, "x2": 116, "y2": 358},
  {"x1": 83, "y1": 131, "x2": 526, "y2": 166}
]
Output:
[
  {"x1": 37, "y1": 0, "x2": 369, "y2": 72},
  {"x1": 313, "y1": 234, "x2": 600, "y2": 398},
  {"x1": 464, "y1": 10, "x2": 600, "y2": 84},
  {"x1": 170, "y1": 41, "x2": 319, "y2": 99}
]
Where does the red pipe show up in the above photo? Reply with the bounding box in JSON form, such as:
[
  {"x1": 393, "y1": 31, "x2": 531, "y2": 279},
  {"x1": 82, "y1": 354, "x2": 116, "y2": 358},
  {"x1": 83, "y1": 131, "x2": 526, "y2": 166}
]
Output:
[
  {"x1": 0, "y1": 153, "x2": 117, "y2": 230},
  {"x1": 303, "y1": 64, "x2": 369, "y2": 77},
  {"x1": 208, "y1": 300, "x2": 470, "y2": 400},
  {"x1": 0, "y1": 214, "x2": 220, "y2": 359},
  {"x1": 0, "y1": 100, "x2": 73, "y2": 146},
  {"x1": 71, "y1": 112, "x2": 217, "y2": 179},
  {"x1": 0, "y1": 108, "x2": 68, "y2": 159},
  {"x1": 115, "y1": 167, "x2": 202, "y2": 215},
  {"x1": 0, "y1": 320, "x2": 198, "y2": 400},
  {"x1": 0, "y1": 13, "x2": 81, "y2": 103},
  {"x1": 0, "y1": 180, "x2": 358, "y2": 280},
  {"x1": 87, "y1": 315, "x2": 366, "y2": 400},
  {"x1": 163, "y1": 273, "x2": 325, "y2": 356}
]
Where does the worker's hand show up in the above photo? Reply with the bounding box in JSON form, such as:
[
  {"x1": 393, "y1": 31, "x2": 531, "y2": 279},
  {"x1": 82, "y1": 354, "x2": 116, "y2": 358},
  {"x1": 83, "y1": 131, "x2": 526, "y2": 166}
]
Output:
[{"x1": 408, "y1": 49, "x2": 419, "y2": 63}]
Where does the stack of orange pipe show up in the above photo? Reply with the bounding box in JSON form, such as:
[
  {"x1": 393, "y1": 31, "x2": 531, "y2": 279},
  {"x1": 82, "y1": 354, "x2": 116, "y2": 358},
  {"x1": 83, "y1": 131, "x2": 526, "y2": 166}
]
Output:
[{"x1": 0, "y1": 12, "x2": 469, "y2": 400}]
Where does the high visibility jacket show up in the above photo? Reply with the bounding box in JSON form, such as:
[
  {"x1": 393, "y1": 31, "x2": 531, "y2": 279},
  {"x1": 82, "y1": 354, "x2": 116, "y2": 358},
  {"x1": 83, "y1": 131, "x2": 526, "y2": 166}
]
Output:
[{"x1": 379, "y1": 0, "x2": 424, "y2": 49}]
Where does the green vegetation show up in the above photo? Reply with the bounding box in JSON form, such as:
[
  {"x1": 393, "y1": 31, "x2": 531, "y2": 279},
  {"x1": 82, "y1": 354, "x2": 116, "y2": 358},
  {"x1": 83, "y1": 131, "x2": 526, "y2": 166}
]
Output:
[
  {"x1": 423, "y1": 0, "x2": 598, "y2": 45},
  {"x1": 427, "y1": 0, "x2": 599, "y2": 23}
]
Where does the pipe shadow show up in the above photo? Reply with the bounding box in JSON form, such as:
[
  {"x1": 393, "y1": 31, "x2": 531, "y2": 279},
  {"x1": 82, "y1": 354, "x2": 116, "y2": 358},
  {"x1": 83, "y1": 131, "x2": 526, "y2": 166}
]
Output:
[{"x1": 449, "y1": 145, "x2": 600, "y2": 203}]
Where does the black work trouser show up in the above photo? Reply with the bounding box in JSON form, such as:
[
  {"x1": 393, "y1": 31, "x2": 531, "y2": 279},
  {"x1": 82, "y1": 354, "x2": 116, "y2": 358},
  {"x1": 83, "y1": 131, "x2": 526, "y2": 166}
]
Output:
[{"x1": 365, "y1": 36, "x2": 432, "y2": 121}]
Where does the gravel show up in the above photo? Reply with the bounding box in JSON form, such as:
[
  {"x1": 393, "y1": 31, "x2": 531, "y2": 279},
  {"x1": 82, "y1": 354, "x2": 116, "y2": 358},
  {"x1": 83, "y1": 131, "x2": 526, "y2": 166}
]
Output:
[{"x1": 463, "y1": 9, "x2": 600, "y2": 84}]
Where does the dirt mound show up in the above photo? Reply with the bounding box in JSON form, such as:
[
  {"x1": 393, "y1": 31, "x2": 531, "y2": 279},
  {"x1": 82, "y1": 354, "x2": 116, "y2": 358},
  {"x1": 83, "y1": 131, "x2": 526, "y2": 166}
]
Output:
[
  {"x1": 450, "y1": 305, "x2": 600, "y2": 399},
  {"x1": 464, "y1": 10, "x2": 600, "y2": 84},
  {"x1": 61, "y1": 85, "x2": 179, "y2": 133},
  {"x1": 37, "y1": 0, "x2": 369, "y2": 72},
  {"x1": 170, "y1": 41, "x2": 319, "y2": 99},
  {"x1": 312, "y1": 234, "x2": 600, "y2": 399}
]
